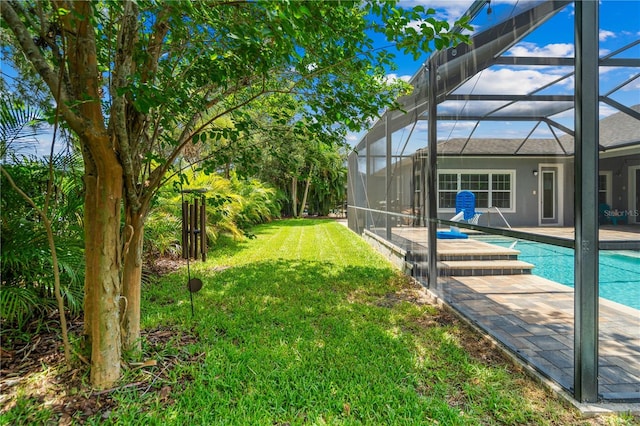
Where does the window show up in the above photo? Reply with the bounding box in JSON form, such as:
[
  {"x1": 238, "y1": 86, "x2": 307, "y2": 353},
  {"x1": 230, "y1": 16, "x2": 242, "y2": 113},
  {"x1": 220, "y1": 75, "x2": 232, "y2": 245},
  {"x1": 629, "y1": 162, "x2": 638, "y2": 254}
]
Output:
[
  {"x1": 598, "y1": 172, "x2": 612, "y2": 205},
  {"x1": 492, "y1": 174, "x2": 512, "y2": 209},
  {"x1": 438, "y1": 173, "x2": 458, "y2": 208},
  {"x1": 438, "y1": 170, "x2": 515, "y2": 211}
]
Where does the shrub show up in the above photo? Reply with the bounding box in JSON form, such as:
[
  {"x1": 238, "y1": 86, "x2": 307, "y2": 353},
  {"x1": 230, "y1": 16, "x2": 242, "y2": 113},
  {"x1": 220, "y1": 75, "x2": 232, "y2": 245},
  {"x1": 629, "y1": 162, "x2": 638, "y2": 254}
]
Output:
[
  {"x1": 0, "y1": 156, "x2": 85, "y2": 335},
  {"x1": 144, "y1": 169, "x2": 280, "y2": 256}
]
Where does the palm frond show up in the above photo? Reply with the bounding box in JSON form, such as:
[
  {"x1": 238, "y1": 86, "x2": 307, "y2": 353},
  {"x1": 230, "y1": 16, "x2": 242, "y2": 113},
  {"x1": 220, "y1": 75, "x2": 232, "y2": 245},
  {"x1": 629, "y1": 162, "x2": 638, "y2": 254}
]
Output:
[
  {"x1": 0, "y1": 286, "x2": 50, "y2": 328},
  {"x1": 0, "y1": 94, "x2": 46, "y2": 157}
]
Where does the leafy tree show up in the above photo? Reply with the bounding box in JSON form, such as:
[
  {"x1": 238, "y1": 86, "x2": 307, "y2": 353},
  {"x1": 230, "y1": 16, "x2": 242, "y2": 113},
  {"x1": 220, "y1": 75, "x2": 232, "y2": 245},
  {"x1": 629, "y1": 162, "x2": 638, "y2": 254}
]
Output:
[
  {"x1": 217, "y1": 92, "x2": 347, "y2": 218},
  {"x1": 2, "y1": 0, "x2": 469, "y2": 388},
  {"x1": 307, "y1": 146, "x2": 348, "y2": 216}
]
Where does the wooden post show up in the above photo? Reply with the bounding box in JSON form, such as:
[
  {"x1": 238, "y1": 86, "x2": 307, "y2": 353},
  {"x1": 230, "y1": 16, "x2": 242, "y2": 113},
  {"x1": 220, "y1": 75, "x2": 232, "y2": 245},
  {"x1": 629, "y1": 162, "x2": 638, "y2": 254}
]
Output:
[
  {"x1": 189, "y1": 202, "x2": 196, "y2": 259},
  {"x1": 193, "y1": 198, "x2": 199, "y2": 258},
  {"x1": 181, "y1": 201, "x2": 188, "y2": 259},
  {"x1": 200, "y1": 196, "x2": 207, "y2": 261}
]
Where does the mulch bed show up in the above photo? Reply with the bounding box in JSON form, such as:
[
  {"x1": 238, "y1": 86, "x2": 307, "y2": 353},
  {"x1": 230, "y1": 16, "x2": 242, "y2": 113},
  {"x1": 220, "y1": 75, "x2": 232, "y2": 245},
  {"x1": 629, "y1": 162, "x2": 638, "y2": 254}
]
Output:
[
  {"x1": 0, "y1": 257, "x2": 200, "y2": 424},
  {"x1": 1, "y1": 322, "x2": 202, "y2": 424}
]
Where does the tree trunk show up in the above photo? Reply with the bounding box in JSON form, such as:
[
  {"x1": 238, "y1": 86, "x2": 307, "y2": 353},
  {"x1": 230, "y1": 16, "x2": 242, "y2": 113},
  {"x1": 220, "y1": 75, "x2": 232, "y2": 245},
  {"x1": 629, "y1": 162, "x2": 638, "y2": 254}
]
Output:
[
  {"x1": 83, "y1": 152, "x2": 124, "y2": 389},
  {"x1": 299, "y1": 165, "x2": 314, "y2": 218},
  {"x1": 292, "y1": 176, "x2": 298, "y2": 218},
  {"x1": 121, "y1": 206, "x2": 147, "y2": 353}
]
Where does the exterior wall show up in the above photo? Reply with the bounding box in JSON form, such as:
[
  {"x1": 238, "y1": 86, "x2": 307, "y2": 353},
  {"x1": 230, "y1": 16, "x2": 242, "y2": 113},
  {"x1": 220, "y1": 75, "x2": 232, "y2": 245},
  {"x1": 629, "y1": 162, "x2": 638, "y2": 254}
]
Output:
[
  {"x1": 437, "y1": 157, "x2": 574, "y2": 227},
  {"x1": 362, "y1": 229, "x2": 411, "y2": 274},
  {"x1": 349, "y1": 148, "x2": 639, "y2": 232},
  {"x1": 562, "y1": 164, "x2": 575, "y2": 227}
]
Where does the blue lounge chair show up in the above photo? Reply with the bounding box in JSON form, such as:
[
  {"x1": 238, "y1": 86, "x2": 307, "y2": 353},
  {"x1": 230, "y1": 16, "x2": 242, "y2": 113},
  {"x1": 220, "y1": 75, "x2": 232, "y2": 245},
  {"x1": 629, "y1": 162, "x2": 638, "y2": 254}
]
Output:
[
  {"x1": 437, "y1": 191, "x2": 481, "y2": 239},
  {"x1": 456, "y1": 190, "x2": 482, "y2": 224}
]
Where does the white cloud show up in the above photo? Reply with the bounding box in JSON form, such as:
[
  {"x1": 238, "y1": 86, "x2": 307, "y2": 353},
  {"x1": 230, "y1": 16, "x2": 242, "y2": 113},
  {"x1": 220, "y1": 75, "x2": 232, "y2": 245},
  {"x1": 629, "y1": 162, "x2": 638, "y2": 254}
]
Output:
[
  {"x1": 400, "y1": 1, "x2": 474, "y2": 28},
  {"x1": 599, "y1": 29, "x2": 616, "y2": 41},
  {"x1": 385, "y1": 73, "x2": 412, "y2": 83},
  {"x1": 506, "y1": 42, "x2": 574, "y2": 58},
  {"x1": 345, "y1": 130, "x2": 365, "y2": 148},
  {"x1": 346, "y1": 132, "x2": 361, "y2": 143},
  {"x1": 400, "y1": 1, "x2": 477, "y2": 40},
  {"x1": 599, "y1": 104, "x2": 618, "y2": 118},
  {"x1": 437, "y1": 120, "x2": 476, "y2": 131},
  {"x1": 549, "y1": 109, "x2": 574, "y2": 120},
  {"x1": 455, "y1": 68, "x2": 571, "y2": 95},
  {"x1": 623, "y1": 75, "x2": 640, "y2": 91}
]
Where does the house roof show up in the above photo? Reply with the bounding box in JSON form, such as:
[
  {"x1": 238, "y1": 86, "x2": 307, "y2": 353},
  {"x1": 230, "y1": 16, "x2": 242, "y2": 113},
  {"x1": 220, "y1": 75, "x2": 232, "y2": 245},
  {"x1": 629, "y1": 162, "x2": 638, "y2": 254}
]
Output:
[
  {"x1": 436, "y1": 105, "x2": 640, "y2": 156},
  {"x1": 586, "y1": 104, "x2": 640, "y2": 150}
]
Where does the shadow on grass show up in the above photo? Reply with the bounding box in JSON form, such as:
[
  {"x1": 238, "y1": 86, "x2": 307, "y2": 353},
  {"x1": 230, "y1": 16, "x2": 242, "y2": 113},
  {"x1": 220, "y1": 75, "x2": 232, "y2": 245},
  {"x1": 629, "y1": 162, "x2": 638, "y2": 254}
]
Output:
[
  {"x1": 147, "y1": 258, "x2": 396, "y2": 317},
  {"x1": 140, "y1": 257, "x2": 559, "y2": 425},
  {"x1": 204, "y1": 233, "x2": 253, "y2": 259}
]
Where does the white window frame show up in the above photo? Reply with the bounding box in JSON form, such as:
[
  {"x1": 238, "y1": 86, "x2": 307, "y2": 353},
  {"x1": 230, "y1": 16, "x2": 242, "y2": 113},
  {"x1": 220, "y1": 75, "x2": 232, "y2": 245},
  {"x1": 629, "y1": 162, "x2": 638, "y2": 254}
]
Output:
[
  {"x1": 438, "y1": 169, "x2": 516, "y2": 213},
  {"x1": 598, "y1": 170, "x2": 613, "y2": 207}
]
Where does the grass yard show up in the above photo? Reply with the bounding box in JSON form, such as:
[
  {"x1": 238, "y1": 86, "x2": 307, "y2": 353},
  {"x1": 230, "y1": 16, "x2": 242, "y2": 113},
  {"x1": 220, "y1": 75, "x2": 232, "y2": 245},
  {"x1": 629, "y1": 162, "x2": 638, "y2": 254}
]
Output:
[{"x1": 1, "y1": 219, "x2": 637, "y2": 425}]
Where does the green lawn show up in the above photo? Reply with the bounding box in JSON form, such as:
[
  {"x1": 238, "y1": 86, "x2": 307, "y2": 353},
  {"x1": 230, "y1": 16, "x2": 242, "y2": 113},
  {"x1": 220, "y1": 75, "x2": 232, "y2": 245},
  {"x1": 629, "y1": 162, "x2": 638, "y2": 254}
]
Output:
[{"x1": 3, "y1": 219, "x2": 635, "y2": 425}]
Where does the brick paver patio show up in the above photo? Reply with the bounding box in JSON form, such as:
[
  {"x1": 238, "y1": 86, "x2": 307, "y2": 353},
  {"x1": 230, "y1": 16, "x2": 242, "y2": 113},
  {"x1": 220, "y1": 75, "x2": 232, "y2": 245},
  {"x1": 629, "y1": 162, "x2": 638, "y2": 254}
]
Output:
[
  {"x1": 388, "y1": 225, "x2": 640, "y2": 402},
  {"x1": 440, "y1": 274, "x2": 639, "y2": 400}
]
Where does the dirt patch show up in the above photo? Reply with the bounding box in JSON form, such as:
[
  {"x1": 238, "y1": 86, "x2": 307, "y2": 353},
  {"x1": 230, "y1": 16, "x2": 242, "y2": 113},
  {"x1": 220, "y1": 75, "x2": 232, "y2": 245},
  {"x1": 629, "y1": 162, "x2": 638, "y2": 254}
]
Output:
[
  {"x1": 376, "y1": 279, "x2": 512, "y2": 367},
  {"x1": 144, "y1": 255, "x2": 187, "y2": 277},
  {"x1": 377, "y1": 286, "x2": 433, "y2": 307},
  {"x1": 0, "y1": 322, "x2": 202, "y2": 424}
]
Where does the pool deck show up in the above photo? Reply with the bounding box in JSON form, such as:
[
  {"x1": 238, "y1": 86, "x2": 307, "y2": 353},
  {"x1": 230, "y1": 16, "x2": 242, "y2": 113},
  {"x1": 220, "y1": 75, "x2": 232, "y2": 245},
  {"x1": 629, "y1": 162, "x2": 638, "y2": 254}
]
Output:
[
  {"x1": 388, "y1": 225, "x2": 640, "y2": 407},
  {"x1": 394, "y1": 224, "x2": 640, "y2": 246}
]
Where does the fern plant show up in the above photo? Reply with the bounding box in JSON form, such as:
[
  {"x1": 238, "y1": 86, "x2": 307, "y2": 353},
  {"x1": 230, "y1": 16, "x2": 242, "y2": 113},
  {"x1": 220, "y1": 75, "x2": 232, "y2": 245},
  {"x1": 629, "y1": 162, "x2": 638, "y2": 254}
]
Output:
[
  {"x1": 0, "y1": 157, "x2": 85, "y2": 334},
  {"x1": 231, "y1": 173, "x2": 281, "y2": 229},
  {"x1": 1, "y1": 93, "x2": 85, "y2": 339},
  {"x1": 144, "y1": 167, "x2": 281, "y2": 257}
]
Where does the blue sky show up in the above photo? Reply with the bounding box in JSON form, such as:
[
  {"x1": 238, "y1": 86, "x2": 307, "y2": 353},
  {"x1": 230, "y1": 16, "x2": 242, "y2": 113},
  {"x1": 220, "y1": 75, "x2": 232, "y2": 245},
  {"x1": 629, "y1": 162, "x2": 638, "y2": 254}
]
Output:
[
  {"x1": 6, "y1": 1, "x2": 638, "y2": 155},
  {"x1": 346, "y1": 0, "x2": 640, "y2": 147}
]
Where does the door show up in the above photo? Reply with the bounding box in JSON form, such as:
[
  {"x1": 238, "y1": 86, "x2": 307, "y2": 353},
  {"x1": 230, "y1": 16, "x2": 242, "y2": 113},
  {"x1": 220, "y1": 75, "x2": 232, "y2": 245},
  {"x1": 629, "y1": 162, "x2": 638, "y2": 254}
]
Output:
[{"x1": 538, "y1": 164, "x2": 564, "y2": 226}]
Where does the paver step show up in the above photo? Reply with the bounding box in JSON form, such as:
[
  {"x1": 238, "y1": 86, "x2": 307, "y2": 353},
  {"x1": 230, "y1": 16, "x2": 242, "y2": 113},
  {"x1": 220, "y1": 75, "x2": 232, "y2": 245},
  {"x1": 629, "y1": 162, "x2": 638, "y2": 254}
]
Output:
[
  {"x1": 407, "y1": 249, "x2": 520, "y2": 262},
  {"x1": 412, "y1": 260, "x2": 534, "y2": 276}
]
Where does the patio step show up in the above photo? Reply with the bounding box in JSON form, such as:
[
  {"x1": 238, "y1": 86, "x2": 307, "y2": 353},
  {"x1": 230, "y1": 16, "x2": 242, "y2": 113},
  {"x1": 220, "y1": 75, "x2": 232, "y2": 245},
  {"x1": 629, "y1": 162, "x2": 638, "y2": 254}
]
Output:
[
  {"x1": 407, "y1": 246, "x2": 520, "y2": 262},
  {"x1": 407, "y1": 240, "x2": 533, "y2": 277},
  {"x1": 438, "y1": 260, "x2": 534, "y2": 276},
  {"x1": 411, "y1": 259, "x2": 534, "y2": 276}
]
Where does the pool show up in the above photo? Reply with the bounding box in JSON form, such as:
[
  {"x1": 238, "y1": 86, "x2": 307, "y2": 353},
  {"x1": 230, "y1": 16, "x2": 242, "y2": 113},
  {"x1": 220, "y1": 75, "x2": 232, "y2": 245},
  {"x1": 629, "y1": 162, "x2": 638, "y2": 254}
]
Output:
[{"x1": 472, "y1": 236, "x2": 640, "y2": 310}]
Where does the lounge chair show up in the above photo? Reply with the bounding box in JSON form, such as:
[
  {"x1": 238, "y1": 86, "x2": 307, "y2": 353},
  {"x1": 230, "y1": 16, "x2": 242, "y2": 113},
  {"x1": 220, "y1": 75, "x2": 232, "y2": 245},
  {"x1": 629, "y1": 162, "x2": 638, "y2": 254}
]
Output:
[
  {"x1": 455, "y1": 190, "x2": 482, "y2": 225},
  {"x1": 437, "y1": 191, "x2": 481, "y2": 239}
]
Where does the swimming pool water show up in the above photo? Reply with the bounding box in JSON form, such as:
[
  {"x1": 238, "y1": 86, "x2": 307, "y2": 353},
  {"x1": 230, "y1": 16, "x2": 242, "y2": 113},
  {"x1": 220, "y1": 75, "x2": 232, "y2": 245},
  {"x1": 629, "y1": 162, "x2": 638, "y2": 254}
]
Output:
[{"x1": 472, "y1": 237, "x2": 640, "y2": 310}]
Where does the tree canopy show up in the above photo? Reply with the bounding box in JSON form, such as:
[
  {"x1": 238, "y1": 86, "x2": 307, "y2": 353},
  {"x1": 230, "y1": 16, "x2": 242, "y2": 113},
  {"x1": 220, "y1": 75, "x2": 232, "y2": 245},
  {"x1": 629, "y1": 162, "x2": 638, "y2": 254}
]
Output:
[{"x1": 1, "y1": 0, "x2": 469, "y2": 388}]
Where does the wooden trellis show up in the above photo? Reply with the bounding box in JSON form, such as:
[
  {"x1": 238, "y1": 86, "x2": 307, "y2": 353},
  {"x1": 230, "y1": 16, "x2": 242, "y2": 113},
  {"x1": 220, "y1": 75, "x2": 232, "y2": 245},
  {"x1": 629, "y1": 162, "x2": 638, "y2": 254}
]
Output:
[{"x1": 181, "y1": 190, "x2": 207, "y2": 261}]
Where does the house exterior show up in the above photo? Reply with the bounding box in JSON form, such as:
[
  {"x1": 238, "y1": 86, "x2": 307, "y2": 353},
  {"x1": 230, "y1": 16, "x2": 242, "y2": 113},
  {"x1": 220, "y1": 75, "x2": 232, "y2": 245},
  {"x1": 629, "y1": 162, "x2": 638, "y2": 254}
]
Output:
[
  {"x1": 432, "y1": 105, "x2": 640, "y2": 227},
  {"x1": 348, "y1": 105, "x2": 640, "y2": 231}
]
